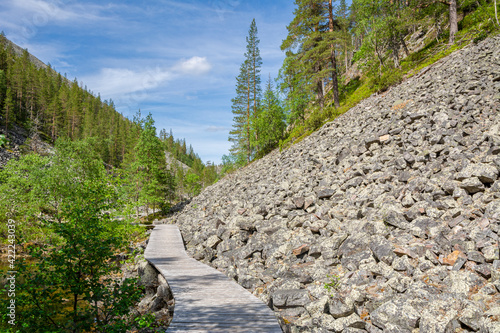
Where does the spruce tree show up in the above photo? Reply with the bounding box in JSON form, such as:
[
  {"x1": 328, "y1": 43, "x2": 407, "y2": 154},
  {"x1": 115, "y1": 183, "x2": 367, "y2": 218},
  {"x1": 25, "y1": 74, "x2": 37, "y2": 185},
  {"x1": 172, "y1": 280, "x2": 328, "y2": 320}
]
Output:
[
  {"x1": 128, "y1": 113, "x2": 174, "y2": 216},
  {"x1": 246, "y1": 19, "x2": 263, "y2": 148},
  {"x1": 252, "y1": 76, "x2": 286, "y2": 156},
  {"x1": 0, "y1": 70, "x2": 6, "y2": 110},
  {"x1": 229, "y1": 61, "x2": 251, "y2": 163}
]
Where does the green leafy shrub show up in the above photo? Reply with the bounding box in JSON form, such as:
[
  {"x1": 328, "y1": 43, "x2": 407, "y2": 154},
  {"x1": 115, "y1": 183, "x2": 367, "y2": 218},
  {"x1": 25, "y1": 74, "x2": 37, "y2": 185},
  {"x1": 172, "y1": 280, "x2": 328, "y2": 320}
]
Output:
[
  {"x1": 0, "y1": 139, "x2": 147, "y2": 332},
  {"x1": 324, "y1": 274, "x2": 341, "y2": 294}
]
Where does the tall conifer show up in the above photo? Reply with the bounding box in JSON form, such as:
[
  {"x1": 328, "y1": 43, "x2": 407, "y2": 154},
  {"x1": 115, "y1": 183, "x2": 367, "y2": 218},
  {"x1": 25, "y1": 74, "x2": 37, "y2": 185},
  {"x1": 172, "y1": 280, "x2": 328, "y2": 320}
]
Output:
[{"x1": 228, "y1": 19, "x2": 262, "y2": 163}]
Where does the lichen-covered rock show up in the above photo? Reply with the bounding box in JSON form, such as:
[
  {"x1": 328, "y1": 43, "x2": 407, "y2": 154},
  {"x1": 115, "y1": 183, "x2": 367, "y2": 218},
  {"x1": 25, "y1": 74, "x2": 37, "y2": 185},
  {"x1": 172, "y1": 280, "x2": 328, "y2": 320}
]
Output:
[
  {"x1": 138, "y1": 261, "x2": 159, "y2": 294},
  {"x1": 370, "y1": 298, "x2": 420, "y2": 331}
]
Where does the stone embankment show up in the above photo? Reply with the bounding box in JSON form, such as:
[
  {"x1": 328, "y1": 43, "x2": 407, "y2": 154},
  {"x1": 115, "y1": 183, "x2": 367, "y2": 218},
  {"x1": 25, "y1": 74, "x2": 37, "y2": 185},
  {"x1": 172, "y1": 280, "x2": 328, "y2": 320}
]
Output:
[{"x1": 167, "y1": 36, "x2": 500, "y2": 332}]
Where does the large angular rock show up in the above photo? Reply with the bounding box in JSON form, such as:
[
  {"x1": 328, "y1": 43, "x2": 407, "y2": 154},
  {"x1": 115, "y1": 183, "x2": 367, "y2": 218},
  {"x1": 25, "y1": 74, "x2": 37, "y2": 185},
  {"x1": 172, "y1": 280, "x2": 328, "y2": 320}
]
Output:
[
  {"x1": 272, "y1": 289, "x2": 310, "y2": 308},
  {"x1": 205, "y1": 235, "x2": 222, "y2": 249},
  {"x1": 460, "y1": 177, "x2": 485, "y2": 194},
  {"x1": 138, "y1": 261, "x2": 159, "y2": 294},
  {"x1": 458, "y1": 304, "x2": 482, "y2": 331},
  {"x1": 456, "y1": 163, "x2": 499, "y2": 183},
  {"x1": 328, "y1": 295, "x2": 354, "y2": 319},
  {"x1": 419, "y1": 298, "x2": 460, "y2": 333},
  {"x1": 370, "y1": 235, "x2": 395, "y2": 265},
  {"x1": 371, "y1": 298, "x2": 420, "y2": 331},
  {"x1": 318, "y1": 189, "x2": 335, "y2": 199},
  {"x1": 330, "y1": 313, "x2": 365, "y2": 332}
]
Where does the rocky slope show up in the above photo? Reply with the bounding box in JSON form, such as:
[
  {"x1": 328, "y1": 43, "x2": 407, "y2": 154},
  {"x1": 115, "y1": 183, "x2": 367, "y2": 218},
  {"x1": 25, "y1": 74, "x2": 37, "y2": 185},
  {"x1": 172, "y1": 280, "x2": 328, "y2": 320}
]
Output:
[
  {"x1": 165, "y1": 36, "x2": 500, "y2": 333},
  {"x1": 0, "y1": 123, "x2": 53, "y2": 167}
]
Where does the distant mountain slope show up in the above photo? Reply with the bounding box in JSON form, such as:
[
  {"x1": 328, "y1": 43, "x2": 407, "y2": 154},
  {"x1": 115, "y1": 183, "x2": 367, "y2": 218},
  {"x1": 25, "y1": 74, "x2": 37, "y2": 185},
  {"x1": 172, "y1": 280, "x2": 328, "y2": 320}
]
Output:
[
  {"x1": 165, "y1": 151, "x2": 191, "y2": 172},
  {"x1": 5, "y1": 38, "x2": 47, "y2": 69},
  {"x1": 167, "y1": 36, "x2": 500, "y2": 332}
]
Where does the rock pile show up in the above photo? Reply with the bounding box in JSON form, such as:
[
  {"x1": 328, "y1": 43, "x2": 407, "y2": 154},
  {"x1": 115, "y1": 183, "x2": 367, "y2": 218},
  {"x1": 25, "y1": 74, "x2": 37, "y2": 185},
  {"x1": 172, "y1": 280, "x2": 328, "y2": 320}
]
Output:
[
  {"x1": 135, "y1": 260, "x2": 175, "y2": 326},
  {"x1": 0, "y1": 123, "x2": 52, "y2": 168},
  {"x1": 167, "y1": 36, "x2": 500, "y2": 332},
  {"x1": 0, "y1": 124, "x2": 26, "y2": 167}
]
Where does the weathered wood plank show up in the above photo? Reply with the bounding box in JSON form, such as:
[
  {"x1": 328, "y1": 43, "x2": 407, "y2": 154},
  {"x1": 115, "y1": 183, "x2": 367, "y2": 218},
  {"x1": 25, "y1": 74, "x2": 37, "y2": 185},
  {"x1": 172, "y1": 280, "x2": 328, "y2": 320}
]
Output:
[{"x1": 145, "y1": 224, "x2": 282, "y2": 333}]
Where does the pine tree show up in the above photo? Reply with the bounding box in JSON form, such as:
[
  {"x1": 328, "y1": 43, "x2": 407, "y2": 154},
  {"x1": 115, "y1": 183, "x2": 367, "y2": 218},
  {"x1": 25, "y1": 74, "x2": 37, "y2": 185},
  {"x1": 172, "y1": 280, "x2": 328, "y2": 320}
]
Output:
[
  {"x1": 281, "y1": 0, "x2": 341, "y2": 110},
  {"x1": 228, "y1": 19, "x2": 262, "y2": 164}
]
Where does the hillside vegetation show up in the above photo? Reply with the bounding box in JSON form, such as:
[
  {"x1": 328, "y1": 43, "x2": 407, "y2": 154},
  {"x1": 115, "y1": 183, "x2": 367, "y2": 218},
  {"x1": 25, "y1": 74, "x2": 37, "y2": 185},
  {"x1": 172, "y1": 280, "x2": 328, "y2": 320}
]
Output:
[{"x1": 224, "y1": 0, "x2": 499, "y2": 174}]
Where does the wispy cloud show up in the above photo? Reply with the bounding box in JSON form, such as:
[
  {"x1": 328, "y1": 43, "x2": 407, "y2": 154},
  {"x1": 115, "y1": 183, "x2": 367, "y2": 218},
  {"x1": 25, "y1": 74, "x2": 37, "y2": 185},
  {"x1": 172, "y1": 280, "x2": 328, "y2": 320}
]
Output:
[
  {"x1": 0, "y1": 0, "x2": 118, "y2": 42},
  {"x1": 11, "y1": 0, "x2": 114, "y2": 23},
  {"x1": 82, "y1": 55, "x2": 212, "y2": 97},
  {"x1": 83, "y1": 67, "x2": 173, "y2": 97},
  {"x1": 206, "y1": 126, "x2": 229, "y2": 133}
]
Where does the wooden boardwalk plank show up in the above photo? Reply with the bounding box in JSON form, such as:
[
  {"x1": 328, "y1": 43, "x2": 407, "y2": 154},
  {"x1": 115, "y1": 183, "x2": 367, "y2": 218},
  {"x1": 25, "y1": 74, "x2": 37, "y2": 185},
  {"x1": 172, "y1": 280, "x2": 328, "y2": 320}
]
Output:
[{"x1": 145, "y1": 225, "x2": 282, "y2": 333}]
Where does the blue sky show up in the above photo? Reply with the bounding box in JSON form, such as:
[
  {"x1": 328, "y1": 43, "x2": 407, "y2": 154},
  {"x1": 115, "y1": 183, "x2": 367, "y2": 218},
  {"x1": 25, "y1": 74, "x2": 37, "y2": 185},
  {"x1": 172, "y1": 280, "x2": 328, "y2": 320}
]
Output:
[{"x1": 0, "y1": 0, "x2": 296, "y2": 164}]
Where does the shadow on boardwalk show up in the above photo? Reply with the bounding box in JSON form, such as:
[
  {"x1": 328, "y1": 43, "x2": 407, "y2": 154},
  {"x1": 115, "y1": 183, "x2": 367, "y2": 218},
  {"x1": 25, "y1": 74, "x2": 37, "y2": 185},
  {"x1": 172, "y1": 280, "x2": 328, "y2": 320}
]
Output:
[{"x1": 145, "y1": 224, "x2": 283, "y2": 333}]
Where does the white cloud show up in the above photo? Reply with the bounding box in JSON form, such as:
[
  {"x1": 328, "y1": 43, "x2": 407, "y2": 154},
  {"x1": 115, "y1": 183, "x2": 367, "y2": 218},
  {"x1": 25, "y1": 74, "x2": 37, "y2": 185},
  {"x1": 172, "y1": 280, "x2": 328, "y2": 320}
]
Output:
[{"x1": 176, "y1": 56, "x2": 212, "y2": 76}]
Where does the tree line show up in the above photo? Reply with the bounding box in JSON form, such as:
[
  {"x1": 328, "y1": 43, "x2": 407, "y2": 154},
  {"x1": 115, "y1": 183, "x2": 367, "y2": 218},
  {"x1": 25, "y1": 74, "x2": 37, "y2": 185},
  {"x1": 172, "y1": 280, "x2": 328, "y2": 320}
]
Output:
[{"x1": 0, "y1": 33, "x2": 136, "y2": 167}]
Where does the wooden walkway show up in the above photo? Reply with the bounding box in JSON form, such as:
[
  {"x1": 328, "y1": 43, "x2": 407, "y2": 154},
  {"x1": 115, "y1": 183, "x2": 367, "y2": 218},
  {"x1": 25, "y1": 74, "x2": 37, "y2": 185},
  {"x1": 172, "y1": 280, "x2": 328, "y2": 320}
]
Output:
[{"x1": 144, "y1": 224, "x2": 282, "y2": 333}]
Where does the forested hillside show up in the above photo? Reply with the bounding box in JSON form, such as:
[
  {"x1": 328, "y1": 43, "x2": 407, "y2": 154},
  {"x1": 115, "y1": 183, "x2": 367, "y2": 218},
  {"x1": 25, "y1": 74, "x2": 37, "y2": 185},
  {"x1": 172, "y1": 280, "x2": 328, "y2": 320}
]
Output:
[
  {"x1": 0, "y1": 33, "x2": 136, "y2": 167},
  {"x1": 225, "y1": 0, "x2": 499, "y2": 172},
  {"x1": 0, "y1": 33, "x2": 217, "y2": 199}
]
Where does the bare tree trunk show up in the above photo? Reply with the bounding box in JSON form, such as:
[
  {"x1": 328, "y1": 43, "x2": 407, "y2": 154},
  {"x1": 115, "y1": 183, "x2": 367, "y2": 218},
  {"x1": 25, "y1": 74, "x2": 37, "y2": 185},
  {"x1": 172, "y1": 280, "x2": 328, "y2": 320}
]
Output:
[
  {"x1": 246, "y1": 73, "x2": 251, "y2": 162},
  {"x1": 495, "y1": 0, "x2": 500, "y2": 26},
  {"x1": 328, "y1": 0, "x2": 340, "y2": 108},
  {"x1": 449, "y1": 0, "x2": 458, "y2": 44},
  {"x1": 400, "y1": 35, "x2": 410, "y2": 57},
  {"x1": 392, "y1": 47, "x2": 400, "y2": 68},
  {"x1": 52, "y1": 108, "x2": 56, "y2": 140},
  {"x1": 390, "y1": 36, "x2": 400, "y2": 68},
  {"x1": 5, "y1": 104, "x2": 9, "y2": 135},
  {"x1": 374, "y1": 38, "x2": 385, "y2": 68},
  {"x1": 316, "y1": 65, "x2": 325, "y2": 108},
  {"x1": 345, "y1": 42, "x2": 348, "y2": 73}
]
